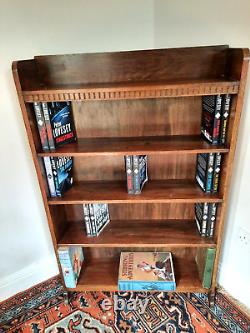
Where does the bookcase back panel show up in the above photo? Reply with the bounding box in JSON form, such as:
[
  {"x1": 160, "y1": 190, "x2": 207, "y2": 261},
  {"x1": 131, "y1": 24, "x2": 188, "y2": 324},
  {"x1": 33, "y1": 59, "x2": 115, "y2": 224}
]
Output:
[
  {"x1": 72, "y1": 97, "x2": 202, "y2": 138},
  {"x1": 33, "y1": 46, "x2": 229, "y2": 87},
  {"x1": 73, "y1": 154, "x2": 196, "y2": 181},
  {"x1": 63, "y1": 203, "x2": 195, "y2": 222}
]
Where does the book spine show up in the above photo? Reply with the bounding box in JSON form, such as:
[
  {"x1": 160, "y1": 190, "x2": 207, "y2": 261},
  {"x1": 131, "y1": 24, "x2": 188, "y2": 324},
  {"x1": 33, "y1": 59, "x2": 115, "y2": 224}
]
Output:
[
  {"x1": 133, "y1": 155, "x2": 140, "y2": 194},
  {"x1": 195, "y1": 154, "x2": 207, "y2": 192},
  {"x1": 207, "y1": 203, "x2": 217, "y2": 237},
  {"x1": 139, "y1": 155, "x2": 148, "y2": 192},
  {"x1": 33, "y1": 102, "x2": 49, "y2": 151},
  {"x1": 96, "y1": 204, "x2": 110, "y2": 236},
  {"x1": 43, "y1": 157, "x2": 56, "y2": 197},
  {"x1": 205, "y1": 153, "x2": 215, "y2": 193},
  {"x1": 50, "y1": 157, "x2": 60, "y2": 196},
  {"x1": 220, "y1": 94, "x2": 231, "y2": 145},
  {"x1": 42, "y1": 102, "x2": 55, "y2": 150},
  {"x1": 89, "y1": 204, "x2": 97, "y2": 236},
  {"x1": 212, "y1": 95, "x2": 222, "y2": 144},
  {"x1": 58, "y1": 248, "x2": 76, "y2": 288},
  {"x1": 202, "y1": 248, "x2": 216, "y2": 289},
  {"x1": 212, "y1": 153, "x2": 222, "y2": 193},
  {"x1": 83, "y1": 204, "x2": 92, "y2": 236},
  {"x1": 118, "y1": 280, "x2": 176, "y2": 291},
  {"x1": 125, "y1": 155, "x2": 134, "y2": 194}
]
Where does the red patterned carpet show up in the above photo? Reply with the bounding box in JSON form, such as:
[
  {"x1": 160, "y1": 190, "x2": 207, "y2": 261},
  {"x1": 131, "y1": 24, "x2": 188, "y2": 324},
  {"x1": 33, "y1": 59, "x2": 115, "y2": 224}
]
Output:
[{"x1": 0, "y1": 276, "x2": 249, "y2": 333}]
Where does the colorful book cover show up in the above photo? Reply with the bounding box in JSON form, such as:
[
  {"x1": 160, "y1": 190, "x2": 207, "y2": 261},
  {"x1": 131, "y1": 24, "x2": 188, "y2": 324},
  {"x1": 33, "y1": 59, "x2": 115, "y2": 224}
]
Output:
[
  {"x1": 50, "y1": 156, "x2": 73, "y2": 197},
  {"x1": 201, "y1": 95, "x2": 222, "y2": 144},
  {"x1": 58, "y1": 246, "x2": 84, "y2": 288},
  {"x1": 33, "y1": 102, "x2": 49, "y2": 151},
  {"x1": 48, "y1": 102, "x2": 77, "y2": 147},
  {"x1": 195, "y1": 248, "x2": 216, "y2": 289},
  {"x1": 118, "y1": 252, "x2": 176, "y2": 291},
  {"x1": 220, "y1": 94, "x2": 231, "y2": 145},
  {"x1": 89, "y1": 203, "x2": 110, "y2": 236}
]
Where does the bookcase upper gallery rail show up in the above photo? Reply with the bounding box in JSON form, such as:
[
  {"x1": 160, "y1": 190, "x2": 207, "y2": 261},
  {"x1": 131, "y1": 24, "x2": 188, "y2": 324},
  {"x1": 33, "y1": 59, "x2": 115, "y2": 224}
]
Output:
[{"x1": 37, "y1": 135, "x2": 230, "y2": 157}]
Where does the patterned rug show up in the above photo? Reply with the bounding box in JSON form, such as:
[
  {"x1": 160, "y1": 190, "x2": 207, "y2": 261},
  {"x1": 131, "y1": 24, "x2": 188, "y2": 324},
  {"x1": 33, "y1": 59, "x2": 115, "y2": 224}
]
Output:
[{"x1": 0, "y1": 276, "x2": 249, "y2": 333}]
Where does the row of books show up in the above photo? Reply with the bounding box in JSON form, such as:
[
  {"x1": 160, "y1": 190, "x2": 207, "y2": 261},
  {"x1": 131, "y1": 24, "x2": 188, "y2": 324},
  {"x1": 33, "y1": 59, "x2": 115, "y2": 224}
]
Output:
[
  {"x1": 58, "y1": 248, "x2": 215, "y2": 290},
  {"x1": 195, "y1": 153, "x2": 222, "y2": 193},
  {"x1": 195, "y1": 203, "x2": 217, "y2": 237},
  {"x1": 201, "y1": 94, "x2": 231, "y2": 145},
  {"x1": 43, "y1": 156, "x2": 73, "y2": 197},
  {"x1": 83, "y1": 203, "x2": 110, "y2": 237},
  {"x1": 125, "y1": 155, "x2": 148, "y2": 194},
  {"x1": 33, "y1": 101, "x2": 76, "y2": 151}
]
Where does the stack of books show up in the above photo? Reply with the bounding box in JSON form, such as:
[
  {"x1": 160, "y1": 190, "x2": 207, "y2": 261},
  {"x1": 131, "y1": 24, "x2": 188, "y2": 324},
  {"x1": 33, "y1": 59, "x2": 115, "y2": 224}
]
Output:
[
  {"x1": 83, "y1": 203, "x2": 110, "y2": 237},
  {"x1": 58, "y1": 246, "x2": 84, "y2": 288},
  {"x1": 195, "y1": 203, "x2": 217, "y2": 237},
  {"x1": 118, "y1": 252, "x2": 176, "y2": 291},
  {"x1": 43, "y1": 156, "x2": 73, "y2": 197},
  {"x1": 125, "y1": 155, "x2": 148, "y2": 194},
  {"x1": 201, "y1": 94, "x2": 231, "y2": 145},
  {"x1": 33, "y1": 101, "x2": 77, "y2": 151},
  {"x1": 195, "y1": 153, "x2": 222, "y2": 193}
]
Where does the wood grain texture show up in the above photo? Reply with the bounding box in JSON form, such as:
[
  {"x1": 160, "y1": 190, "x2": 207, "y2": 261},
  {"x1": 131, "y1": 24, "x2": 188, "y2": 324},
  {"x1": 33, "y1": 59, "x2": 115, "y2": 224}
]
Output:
[
  {"x1": 58, "y1": 220, "x2": 216, "y2": 248},
  {"x1": 48, "y1": 180, "x2": 223, "y2": 205},
  {"x1": 37, "y1": 135, "x2": 229, "y2": 157},
  {"x1": 68, "y1": 255, "x2": 206, "y2": 292}
]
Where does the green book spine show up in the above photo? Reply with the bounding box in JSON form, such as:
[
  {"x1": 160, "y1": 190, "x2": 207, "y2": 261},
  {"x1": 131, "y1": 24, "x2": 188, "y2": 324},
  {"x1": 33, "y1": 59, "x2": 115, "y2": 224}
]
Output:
[{"x1": 203, "y1": 248, "x2": 216, "y2": 288}]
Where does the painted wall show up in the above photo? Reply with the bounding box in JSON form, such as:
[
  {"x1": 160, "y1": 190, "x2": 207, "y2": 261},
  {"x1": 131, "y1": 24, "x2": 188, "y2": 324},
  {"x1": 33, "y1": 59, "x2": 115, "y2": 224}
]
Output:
[
  {"x1": 1, "y1": 0, "x2": 249, "y2": 308},
  {"x1": 0, "y1": 0, "x2": 154, "y2": 300},
  {"x1": 154, "y1": 0, "x2": 250, "y2": 309}
]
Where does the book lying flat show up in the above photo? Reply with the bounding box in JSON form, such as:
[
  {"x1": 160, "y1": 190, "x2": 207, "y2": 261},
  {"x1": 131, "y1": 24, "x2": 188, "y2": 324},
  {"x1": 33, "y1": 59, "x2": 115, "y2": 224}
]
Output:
[{"x1": 118, "y1": 252, "x2": 176, "y2": 291}]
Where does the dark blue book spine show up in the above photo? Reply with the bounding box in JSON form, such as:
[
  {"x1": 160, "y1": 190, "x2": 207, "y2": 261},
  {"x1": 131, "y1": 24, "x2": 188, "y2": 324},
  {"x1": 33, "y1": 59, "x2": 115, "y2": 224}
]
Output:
[{"x1": 206, "y1": 153, "x2": 215, "y2": 193}]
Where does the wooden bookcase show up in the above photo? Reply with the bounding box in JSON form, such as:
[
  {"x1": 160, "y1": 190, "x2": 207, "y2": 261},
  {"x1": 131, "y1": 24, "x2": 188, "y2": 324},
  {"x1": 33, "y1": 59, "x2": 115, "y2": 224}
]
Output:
[{"x1": 13, "y1": 46, "x2": 249, "y2": 303}]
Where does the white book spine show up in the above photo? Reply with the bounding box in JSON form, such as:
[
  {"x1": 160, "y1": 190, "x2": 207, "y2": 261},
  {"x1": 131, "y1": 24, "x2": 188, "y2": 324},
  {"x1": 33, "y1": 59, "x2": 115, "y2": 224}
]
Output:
[{"x1": 43, "y1": 157, "x2": 56, "y2": 197}]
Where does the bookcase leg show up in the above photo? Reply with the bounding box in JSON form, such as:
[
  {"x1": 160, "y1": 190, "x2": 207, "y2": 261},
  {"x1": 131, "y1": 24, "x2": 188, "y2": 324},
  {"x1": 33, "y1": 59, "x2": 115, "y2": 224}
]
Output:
[{"x1": 208, "y1": 290, "x2": 216, "y2": 308}]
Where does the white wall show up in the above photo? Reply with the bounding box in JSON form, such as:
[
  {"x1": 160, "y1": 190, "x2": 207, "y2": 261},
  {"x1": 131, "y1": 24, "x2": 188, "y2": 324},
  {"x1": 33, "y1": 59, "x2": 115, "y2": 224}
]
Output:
[
  {"x1": 0, "y1": 0, "x2": 249, "y2": 308},
  {"x1": 154, "y1": 0, "x2": 250, "y2": 308},
  {"x1": 0, "y1": 0, "x2": 154, "y2": 300}
]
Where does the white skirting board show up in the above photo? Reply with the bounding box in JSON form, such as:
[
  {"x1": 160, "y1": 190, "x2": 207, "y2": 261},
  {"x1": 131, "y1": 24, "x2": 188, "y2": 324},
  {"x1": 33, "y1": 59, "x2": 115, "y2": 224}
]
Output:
[{"x1": 0, "y1": 255, "x2": 59, "y2": 302}]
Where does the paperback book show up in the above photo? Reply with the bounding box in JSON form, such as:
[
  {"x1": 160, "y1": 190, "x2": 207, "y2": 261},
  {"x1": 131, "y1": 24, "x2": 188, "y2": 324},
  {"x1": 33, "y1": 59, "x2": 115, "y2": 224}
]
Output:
[
  {"x1": 195, "y1": 202, "x2": 217, "y2": 237},
  {"x1": 33, "y1": 102, "x2": 49, "y2": 151},
  {"x1": 118, "y1": 252, "x2": 176, "y2": 291},
  {"x1": 195, "y1": 153, "x2": 215, "y2": 193},
  {"x1": 58, "y1": 246, "x2": 84, "y2": 288},
  {"x1": 125, "y1": 155, "x2": 148, "y2": 194}
]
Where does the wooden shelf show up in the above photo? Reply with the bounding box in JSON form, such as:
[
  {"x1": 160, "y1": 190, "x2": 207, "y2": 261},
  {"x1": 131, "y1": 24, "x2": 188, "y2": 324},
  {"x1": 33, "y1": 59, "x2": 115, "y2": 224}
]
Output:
[
  {"x1": 68, "y1": 255, "x2": 206, "y2": 292},
  {"x1": 58, "y1": 220, "x2": 216, "y2": 248},
  {"x1": 22, "y1": 78, "x2": 239, "y2": 102},
  {"x1": 48, "y1": 179, "x2": 223, "y2": 205},
  {"x1": 37, "y1": 135, "x2": 229, "y2": 157}
]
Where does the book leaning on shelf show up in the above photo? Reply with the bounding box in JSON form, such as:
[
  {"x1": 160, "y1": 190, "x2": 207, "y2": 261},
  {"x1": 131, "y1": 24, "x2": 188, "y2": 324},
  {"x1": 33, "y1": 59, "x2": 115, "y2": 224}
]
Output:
[
  {"x1": 118, "y1": 252, "x2": 176, "y2": 291},
  {"x1": 125, "y1": 155, "x2": 148, "y2": 194},
  {"x1": 83, "y1": 203, "x2": 110, "y2": 237},
  {"x1": 201, "y1": 94, "x2": 231, "y2": 145},
  {"x1": 195, "y1": 153, "x2": 222, "y2": 193},
  {"x1": 195, "y1": 248, "x2": 216, "y2": 289},
  {"x1": 33, "y1": 101, "x2": 77, "y2": 151},
  {"x1": 43, "y1": 156, "x2": 73, "y2": 197},
  {"x1": 58, "y1": 246, "x2": 84, "y2": 288},
  {"x1": 195, "y1": 202, "x2": 218, "y2": 237}
]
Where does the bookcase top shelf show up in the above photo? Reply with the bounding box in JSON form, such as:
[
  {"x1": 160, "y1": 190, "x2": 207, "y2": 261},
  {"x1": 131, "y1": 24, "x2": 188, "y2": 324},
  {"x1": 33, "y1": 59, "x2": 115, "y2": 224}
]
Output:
[
  {"x1": 58, "y1": 220, "x2": 216, "y2": 248},
  {"x1": 37, "y1": 135, "x2": 229, "y2": 157},
  {"x1": 13, "y1": 45, "x2": 249, "y2": 102},
  {"x1": 48, "y1": 180, "x2": 223, "y2": 205}
]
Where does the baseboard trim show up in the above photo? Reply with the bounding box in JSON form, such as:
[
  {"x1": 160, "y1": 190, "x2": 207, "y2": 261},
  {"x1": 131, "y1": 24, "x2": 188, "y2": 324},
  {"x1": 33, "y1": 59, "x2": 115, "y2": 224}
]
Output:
[{"x1": 0, "y1": 255, "x2": 59, "y2": 302}]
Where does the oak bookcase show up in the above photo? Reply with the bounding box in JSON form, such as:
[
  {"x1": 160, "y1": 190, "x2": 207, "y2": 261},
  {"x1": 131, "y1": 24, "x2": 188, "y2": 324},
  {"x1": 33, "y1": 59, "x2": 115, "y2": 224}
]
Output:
[{"x1": 13, "y1": 46, "x2": 249, "y2": 304}]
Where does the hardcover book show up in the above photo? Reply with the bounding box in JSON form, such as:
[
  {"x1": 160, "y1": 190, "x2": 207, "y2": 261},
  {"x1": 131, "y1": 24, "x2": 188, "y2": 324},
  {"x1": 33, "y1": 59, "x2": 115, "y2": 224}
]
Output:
[
  {"x1": 48, "y1": 102, "x2": 77, "y2": 147},
  {"x1": 33, "y1": 102, "x2": 49, "y2": 151},
  {"x1": 206, "y1": 203, "x2": 217, "y2": 237},
  {"x1": 195, "y1": 202, "x2": 209, "y2": 236},
  {"x1": 50, "y1": 156, "x2": 73, "y2": 197},
  {"x1": 195, "y1": 153, "x2": 215, "y2": 192},
  {"x1": 212, "y1": 153, "x2": 222, "y2": 193},
  {"x1": 42, "y1": 102, "x2": 55, "y2": 150},
  {"x1": 201, "y1": 95, "x2": 222, "y2": 144},
  {"x1": 125, "y1": 155, "x2": 134, "y2": 194},
  {"x1": 43, "y1": 157, "x2": 56, "y2": 197},
  {"x1": 133, "y1": 155, "x2": 148, "y2": 194},
  {"x1": 118, "y1": 252, "x2": 176, "y2": 291},
  {"x1": 58, "y1": 246, "x2": 84, "y2": 288},
  {"x1": 220, "y1": 94, "x2": 231, "y2": 145},
  {"x1": 195, "y1": 248, "x2": 216, "y2": 289}
]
